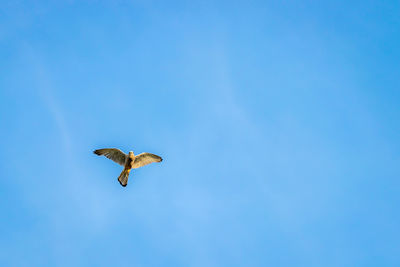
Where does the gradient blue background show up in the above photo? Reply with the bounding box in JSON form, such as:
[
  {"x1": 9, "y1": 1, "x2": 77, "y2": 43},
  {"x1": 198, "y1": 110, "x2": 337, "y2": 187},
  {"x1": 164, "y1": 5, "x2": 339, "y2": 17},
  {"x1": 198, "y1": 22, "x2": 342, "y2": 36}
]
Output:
[{"x1": 1, "y1": 1, "x2": 400, "y2": 266}]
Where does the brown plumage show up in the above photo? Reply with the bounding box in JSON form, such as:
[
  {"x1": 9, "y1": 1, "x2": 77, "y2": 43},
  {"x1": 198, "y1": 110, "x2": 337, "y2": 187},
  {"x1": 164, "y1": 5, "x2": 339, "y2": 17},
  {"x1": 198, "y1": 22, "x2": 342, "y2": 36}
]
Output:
[{"x1": 94, "y1": 148, "x2": 162, "y2": 187}]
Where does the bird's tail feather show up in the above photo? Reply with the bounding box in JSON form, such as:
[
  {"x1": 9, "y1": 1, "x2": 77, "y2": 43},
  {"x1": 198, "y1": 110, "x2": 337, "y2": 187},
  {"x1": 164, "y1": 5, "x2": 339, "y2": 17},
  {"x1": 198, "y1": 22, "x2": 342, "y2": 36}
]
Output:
[{"x1": 118, "y1": 169, "x2": 130, "y2": 187}]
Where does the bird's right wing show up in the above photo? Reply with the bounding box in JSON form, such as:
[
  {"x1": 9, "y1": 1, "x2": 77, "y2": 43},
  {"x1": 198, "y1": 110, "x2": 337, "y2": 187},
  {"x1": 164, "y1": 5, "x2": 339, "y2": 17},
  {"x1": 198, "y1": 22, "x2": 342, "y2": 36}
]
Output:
[{"x1": 93, "y1": 148, "x2": 127, "y2": 166}]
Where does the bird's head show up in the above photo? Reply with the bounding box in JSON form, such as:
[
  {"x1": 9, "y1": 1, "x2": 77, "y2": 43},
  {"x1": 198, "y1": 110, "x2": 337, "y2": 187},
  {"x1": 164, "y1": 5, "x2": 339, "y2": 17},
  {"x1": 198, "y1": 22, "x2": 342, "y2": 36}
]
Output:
[{"x1": 129, "y1": 151, "x2": 135, "y2": 157}]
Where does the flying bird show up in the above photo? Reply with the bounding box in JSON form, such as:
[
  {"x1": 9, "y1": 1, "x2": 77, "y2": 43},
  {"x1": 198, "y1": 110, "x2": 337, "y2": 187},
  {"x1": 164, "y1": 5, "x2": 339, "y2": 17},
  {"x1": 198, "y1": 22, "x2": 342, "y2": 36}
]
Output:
[{"x1": 94, "y1": 148, "x2": 162, "y2": 187}]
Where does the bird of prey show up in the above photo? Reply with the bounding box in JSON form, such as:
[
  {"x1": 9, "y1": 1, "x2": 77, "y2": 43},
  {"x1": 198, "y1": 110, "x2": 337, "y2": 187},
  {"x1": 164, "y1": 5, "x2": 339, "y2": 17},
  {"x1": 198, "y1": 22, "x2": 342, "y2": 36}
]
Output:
[{"x1": 94, "y1": 148, "x2": 162, "y2": 187}]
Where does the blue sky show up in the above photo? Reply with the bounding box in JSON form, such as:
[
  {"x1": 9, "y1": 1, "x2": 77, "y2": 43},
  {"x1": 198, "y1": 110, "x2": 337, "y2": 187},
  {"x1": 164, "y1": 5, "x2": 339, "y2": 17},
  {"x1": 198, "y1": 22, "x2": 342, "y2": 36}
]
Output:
[{"x1": 1, "y1": 1, "x2": 400, "y2": 266}]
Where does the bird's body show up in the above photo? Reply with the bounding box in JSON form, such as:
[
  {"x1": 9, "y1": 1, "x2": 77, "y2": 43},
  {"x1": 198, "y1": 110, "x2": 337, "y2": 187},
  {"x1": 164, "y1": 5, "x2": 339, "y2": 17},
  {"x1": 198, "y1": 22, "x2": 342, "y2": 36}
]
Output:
[
  {"x1": 94, "y1": 148, "x2": 162, "y2": 187},
  {"x1": 125, "y1": 151, "x2": 135, "y2": 169}
]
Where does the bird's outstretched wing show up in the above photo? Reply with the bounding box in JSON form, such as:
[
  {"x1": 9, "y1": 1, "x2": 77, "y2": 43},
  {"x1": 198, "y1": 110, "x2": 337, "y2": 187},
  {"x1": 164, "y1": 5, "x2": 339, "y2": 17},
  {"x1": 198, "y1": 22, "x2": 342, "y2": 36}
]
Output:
[
  {"x1": 93, "y1": 148, "x2": 127, "y2": 166},
  {"x1": 133, "y1": 153, "x2": 162, "y2": 168}
]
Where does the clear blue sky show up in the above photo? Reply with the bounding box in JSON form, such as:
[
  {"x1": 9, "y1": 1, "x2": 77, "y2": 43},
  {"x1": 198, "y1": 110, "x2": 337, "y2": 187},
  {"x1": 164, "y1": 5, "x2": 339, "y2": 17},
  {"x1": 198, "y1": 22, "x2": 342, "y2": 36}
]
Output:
[{"x1": 1, "y1": 1, "x2": 399, "y2": 266}]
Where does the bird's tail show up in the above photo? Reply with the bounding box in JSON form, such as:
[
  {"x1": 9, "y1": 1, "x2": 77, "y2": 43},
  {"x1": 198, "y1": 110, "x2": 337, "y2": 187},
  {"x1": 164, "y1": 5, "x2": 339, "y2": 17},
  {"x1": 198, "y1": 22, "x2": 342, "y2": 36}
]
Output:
[{"x1": 118, "y1": 169, "x2": 131, "y2": 187}]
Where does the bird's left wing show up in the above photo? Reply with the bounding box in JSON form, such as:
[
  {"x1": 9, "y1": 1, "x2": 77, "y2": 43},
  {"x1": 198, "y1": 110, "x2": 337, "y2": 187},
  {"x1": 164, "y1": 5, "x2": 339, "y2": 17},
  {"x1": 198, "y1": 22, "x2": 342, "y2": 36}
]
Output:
[
  {"x1": 94, "y1": 148, "x2": 127, "y2": 166},
  {"x1": 133, "y1": 153, "x2": 162, "y2": 168}
]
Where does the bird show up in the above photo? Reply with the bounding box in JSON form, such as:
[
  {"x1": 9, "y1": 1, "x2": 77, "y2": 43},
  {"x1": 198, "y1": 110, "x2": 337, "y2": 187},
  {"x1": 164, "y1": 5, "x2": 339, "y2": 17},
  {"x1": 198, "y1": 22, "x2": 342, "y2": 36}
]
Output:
[{"x1": 93, "y1": 148, "x2": 162, "y2": 187}]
